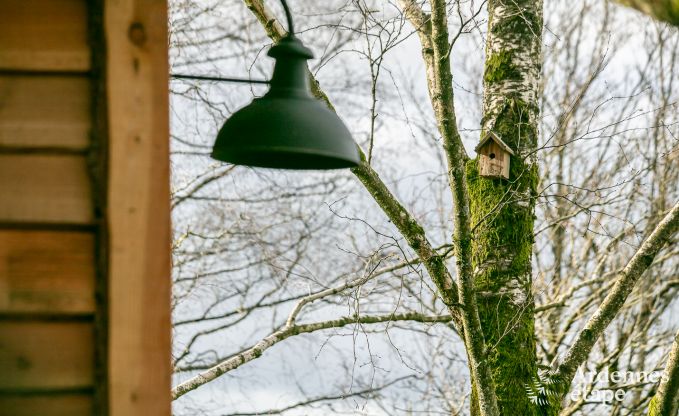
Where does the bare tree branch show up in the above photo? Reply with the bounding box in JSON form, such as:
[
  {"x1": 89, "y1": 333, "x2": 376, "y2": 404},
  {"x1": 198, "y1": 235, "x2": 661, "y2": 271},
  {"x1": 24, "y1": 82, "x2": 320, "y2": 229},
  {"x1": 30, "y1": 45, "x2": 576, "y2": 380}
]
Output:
[
  {"x1": 222, "y1": 375, "x2": 417, "y2": 416},
  {"x1": 172, "y1": 312, "x2": 452, "y2": 398},
  {"x1": 429, "y1": 0, "x2": 500, "y2": 414},
  {"x1": 398, "y1": 0, "x2": 499, "y2": 413},
  {"x1": 243, "y1": 0, "x2": 460, "y2": 313},
  {"x1": 554, "y1": 201, "x2": 679, "y2": 385}
]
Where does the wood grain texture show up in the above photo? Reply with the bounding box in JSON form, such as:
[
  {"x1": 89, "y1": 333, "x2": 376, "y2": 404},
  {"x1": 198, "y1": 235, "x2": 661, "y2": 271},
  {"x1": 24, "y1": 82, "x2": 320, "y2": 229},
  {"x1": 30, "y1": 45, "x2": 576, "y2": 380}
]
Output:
[
  {"x1": 0, "y1": 321, "x2": 94, "y2": 391},
  {"x1": 104, "y1": 0, "x2": 172, "y2": 414},
  {"x1": 0, "y1": 155, "x2": 93, "y2": 224},
  {"x1": 0, "y1": 394, "x2": 92, "y2": 416},
  {"x1": 0, "y1": 230, "x2": 95, "y2": 314},
  {"x1": 0, "y1": 76, "x2": 91, "y2": 151},
  {"x1": 0, "y1": 0, "x2": 90, "y2": 72}
]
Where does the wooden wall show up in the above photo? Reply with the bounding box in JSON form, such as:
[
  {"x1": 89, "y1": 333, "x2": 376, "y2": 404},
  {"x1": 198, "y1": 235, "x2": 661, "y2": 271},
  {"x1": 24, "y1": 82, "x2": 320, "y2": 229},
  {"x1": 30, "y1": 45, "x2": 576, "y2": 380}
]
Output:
[
  {"x1": 0, "y1": 1, "x2": 96, "y2": 414},
  {"x1": 0, "y1": 0, "x2": 171, "y2": 415}
]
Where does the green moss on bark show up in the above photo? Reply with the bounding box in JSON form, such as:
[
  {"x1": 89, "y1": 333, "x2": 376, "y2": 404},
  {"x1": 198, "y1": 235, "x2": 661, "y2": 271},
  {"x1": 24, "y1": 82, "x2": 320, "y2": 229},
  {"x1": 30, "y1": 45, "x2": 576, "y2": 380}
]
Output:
[
  {"x1": 467, "y1": 156, "x2": 539, "y2": 415},
  {"x1": 648, "y1": 396, "x2": 660, "y2": 416},
  {"x1": 484, "y1": 51, "x2": 522, "y2": 83},
  {"x1": 469, "y1": 0, "x2": 544, "y2": 412}
]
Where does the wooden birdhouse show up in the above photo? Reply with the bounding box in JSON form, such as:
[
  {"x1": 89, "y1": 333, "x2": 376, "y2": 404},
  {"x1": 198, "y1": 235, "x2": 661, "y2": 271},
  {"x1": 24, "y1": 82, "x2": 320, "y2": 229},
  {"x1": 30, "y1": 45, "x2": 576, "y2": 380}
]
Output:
[{"x1": 475, "y1": 131, "x2": 515, "y2": 179}]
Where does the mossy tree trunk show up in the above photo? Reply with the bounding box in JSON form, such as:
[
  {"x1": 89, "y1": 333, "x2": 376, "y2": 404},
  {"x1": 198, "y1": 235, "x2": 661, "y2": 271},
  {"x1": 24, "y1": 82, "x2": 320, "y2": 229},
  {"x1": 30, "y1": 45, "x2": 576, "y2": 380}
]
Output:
[
  {"x1": 647, "y1": 330, "x2": 679, "y2": 416},
  {"x1": 468, "y1": 0, "x2": 543, "y2": 414}
]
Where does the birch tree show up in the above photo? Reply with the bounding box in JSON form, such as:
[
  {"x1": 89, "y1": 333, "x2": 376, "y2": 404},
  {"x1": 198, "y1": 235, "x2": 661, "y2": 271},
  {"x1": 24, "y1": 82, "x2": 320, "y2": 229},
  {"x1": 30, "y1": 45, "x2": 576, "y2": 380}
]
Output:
[{"x1": 170, "y1": 0, "x2": 679, "y2": 414}]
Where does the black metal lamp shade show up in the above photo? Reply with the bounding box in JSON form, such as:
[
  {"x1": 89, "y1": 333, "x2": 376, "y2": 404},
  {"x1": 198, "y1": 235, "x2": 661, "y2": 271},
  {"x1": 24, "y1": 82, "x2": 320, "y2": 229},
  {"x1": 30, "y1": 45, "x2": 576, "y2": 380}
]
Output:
[{"x1": 211, "y1": 36, "x2": 360, "y2": 170}]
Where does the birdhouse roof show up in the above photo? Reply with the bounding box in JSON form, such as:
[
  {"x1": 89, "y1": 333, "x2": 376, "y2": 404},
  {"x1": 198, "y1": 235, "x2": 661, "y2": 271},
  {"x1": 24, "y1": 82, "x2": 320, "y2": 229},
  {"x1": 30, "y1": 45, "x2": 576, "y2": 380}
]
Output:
[{"x1": 474, "y1": 131, "x2": 515, "y2": 155}]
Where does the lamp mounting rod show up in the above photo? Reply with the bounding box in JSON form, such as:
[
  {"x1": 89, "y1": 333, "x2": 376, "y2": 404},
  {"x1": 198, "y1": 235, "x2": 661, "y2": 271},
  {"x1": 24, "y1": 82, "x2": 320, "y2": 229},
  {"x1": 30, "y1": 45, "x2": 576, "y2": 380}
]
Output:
[
  {"x1": 171, "y1": 73, "x2": 271, "y2": 84},
  {"x1": 171, "y1": 0, "x2": 296, "y2": 86},
  {"x1": 171, "y1": 1, "x2": 296, "y2": 85}
]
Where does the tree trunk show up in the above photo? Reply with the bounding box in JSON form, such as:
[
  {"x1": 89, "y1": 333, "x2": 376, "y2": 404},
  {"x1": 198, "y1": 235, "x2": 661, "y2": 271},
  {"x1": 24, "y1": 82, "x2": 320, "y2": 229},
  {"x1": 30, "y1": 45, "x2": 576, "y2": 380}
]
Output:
[
  {"x1": 648, "y1": 330, "x2": 679, "y2": 416},
  {"x1": 468, "y1": 0, "x2": 544, "y2": 414}
]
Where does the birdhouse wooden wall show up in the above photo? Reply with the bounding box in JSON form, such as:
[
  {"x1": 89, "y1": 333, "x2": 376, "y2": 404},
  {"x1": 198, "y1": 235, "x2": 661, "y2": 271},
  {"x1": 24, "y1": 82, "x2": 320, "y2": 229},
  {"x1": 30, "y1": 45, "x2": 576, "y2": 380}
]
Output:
[
  {"x1": 0, "y1": 1, "x2": 171, "y2": 415},
  {"x1": 476, "y1": 133, "x2": 513, "y2": 179}
]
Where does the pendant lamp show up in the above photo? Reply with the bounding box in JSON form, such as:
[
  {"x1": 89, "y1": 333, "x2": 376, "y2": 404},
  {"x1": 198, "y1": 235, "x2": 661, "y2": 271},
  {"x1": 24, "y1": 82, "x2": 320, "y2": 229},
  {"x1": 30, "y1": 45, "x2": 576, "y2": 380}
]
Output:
[{"x1": 210, "y1": 1, "x2": 360, "y2": 170}]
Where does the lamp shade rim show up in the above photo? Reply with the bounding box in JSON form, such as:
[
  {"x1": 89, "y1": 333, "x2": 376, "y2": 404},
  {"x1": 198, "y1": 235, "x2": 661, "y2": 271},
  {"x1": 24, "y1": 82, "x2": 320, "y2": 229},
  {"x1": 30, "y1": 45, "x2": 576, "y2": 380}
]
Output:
[
  {"x1": 212, "y1": 93, "x2": 360, "y2": 170},
  {"x1": 211, "y1": 145, "x2": 360, "y2": 170}
]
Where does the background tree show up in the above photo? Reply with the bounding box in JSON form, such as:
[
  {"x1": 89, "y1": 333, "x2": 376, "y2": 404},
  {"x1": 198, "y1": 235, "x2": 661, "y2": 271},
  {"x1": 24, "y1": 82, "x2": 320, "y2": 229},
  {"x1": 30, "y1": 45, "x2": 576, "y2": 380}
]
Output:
[
  {"x1": 615, "y1": 0, "x2": 679, "y2": 26},
  {"x1": 169, "y1": 0, "x2": 679, "y2": 414}
]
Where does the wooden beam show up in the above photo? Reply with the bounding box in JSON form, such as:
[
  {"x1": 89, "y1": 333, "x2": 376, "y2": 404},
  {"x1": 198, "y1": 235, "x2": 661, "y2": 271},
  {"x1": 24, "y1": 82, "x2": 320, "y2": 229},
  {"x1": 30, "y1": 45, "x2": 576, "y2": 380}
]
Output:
[{"x1": 104, "y1": 0, "x2": 172, "y2": 415}]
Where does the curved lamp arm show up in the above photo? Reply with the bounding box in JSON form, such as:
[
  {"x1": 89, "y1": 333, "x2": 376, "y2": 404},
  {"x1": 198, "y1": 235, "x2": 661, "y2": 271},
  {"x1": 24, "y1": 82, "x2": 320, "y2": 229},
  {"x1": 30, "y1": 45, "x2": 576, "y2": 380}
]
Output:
[{"x1": 279, "y1": 0, "x2": 295, "y2": 34}]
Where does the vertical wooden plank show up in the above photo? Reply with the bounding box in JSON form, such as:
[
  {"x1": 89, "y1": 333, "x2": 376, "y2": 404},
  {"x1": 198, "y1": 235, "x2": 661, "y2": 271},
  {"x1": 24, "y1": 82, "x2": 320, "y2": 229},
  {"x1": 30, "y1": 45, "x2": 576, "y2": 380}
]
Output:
[
  {"x1": 503, "y1": 152, "x2": 510, "y2": 179},
  {"x1": 104, "y1": 1, "x2": 171, "y2": 415}
]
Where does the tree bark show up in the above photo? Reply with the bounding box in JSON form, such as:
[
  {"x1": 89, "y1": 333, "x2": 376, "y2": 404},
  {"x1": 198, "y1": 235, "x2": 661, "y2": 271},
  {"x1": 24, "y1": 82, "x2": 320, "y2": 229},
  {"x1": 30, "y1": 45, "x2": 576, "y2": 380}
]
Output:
[
  {"x1": 397, "y1": 0, "x2": 502, "y2": 413},
  {"x1": 469, "y1": 0, "x2": 544, "y2": 414},
  {"x1": 172, "y1": 312, "x2": 452, "y2": 399},
  {"x1": 648, "y1": 329, "x2": 679, "y2": 416}
]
